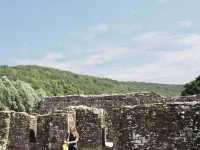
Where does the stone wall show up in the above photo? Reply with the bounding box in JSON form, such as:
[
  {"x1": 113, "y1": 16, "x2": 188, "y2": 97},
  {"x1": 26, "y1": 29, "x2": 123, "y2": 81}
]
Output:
[
  {"x1": 0, "y1": 111, "x2": 36, "y2": 150},
  {"x1": 108, "y1": 103, "x2": 200, "y2": 150},
  {"x1": 71, "y1": 106, "x2": 104, "y2": 150},
  {"x1": 0, "y1": 107, "x2": 104, "y2": 150},
  {"x1": 35, "y1": 92, "x2": 200, "y2": 115},
  {"x1": 36, "y1": 111, "x2": 76, "y2": 150},
  {"x1": 35, "y1": 92, "x2": 165, "y2": 114},
  {"x1": 31, "y1": 107, "x2": 104, "y2": 150},
  {"x1": 0, "y1": 111, "x2": 11, "y2": 150},
  {"x1": 1, "y1": 92, "x2": 200, "y2": 150}
]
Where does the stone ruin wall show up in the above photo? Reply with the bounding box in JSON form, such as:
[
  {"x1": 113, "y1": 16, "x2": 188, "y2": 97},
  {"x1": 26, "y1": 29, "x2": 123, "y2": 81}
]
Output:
[
  {"x1": 0, "y1": 106, "x2": 104, "y2": 150},
  {"x1": 0, "y1": 111, "x2": 36, "y2": 150},
  {"x1": 108, "y1": 104, "x2": 200, "y2": 149},
  {"x1": 35, "y1": 92, "x2": 166, "y2": 114},
  {"x1": 1, "y1": 92, "x2": 200, "y2": 150}
]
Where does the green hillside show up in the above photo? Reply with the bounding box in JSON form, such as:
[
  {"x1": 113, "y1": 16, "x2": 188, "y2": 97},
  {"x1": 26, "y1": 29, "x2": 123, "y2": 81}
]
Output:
[{"x1": 0, "y1": 65, "x2": 183, "y2": 97}]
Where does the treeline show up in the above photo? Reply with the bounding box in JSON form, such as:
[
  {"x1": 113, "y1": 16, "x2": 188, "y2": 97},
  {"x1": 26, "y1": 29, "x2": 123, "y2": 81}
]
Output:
[
  {"x1": 0, "y1": 65, "x2": 183, "y2": 97},
  {"x1": 0, "y1": 76, "x2": 46, "y2": 112}
]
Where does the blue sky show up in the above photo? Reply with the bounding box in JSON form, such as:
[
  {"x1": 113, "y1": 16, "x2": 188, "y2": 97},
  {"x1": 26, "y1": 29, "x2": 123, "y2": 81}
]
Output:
[{"x1": 1, "y1": 0, "x2": 200, "y2": 84}]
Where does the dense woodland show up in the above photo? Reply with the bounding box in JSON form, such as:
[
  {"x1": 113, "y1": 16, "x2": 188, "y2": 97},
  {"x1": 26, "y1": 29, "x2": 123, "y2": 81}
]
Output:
[{"x1": 0, "y1": 65, "x2": 184, "y2": 112}]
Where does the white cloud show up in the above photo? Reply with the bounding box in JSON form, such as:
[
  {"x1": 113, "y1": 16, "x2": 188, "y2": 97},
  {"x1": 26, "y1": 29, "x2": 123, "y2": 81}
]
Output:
[
  {"x1": 12, "y1": 31, "x2": 200, "y2": 84},
  {"x1": 83, "y1": 23, "x2": 109, "y2": 41},
  {"x1": 12, "y1": 52, "x2": 72, "y2": 71},
  {"x1": 84, "y1": 23, "x2": 142, "y2": 41},
  {"x1": 43, "y1": 52, "x2": 64, "y2": 61},
  {"x1": 88, "y1": 23, "x2": 109, "y2": 32},
  {"x1": 177, "y1": 20, "x2": 193, "y2": 28},
  {"x1": 105, "y1": 32, "x2": 200, "y2": 83},
  {"x1": 12, "y1": 46, "x2": 132, "y2": 73},
  {"x1": 132, "y1": 32, "x2": 179, "y2": 50},
  {"x1": 83, "y1": 47, "x2": 131, "y2": 66}
]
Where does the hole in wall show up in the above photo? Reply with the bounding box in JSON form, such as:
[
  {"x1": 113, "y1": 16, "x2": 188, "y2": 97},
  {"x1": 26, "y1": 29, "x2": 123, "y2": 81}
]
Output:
[
  {"x1": 103, "y1": 127, "x2": 113, "y2": 148},
  {"x1": 29, "y1": 129, "x2": 36, "y2": 143}
]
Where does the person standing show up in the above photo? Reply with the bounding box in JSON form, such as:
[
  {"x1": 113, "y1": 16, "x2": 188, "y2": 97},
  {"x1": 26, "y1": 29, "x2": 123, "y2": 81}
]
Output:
[{"x1": 63, "y1": 127, "x2": 79, "y2": 150}]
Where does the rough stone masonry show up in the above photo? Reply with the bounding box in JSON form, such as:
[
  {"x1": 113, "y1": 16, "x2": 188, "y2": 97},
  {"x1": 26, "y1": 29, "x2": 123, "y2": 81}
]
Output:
[{"x1": 1, "y1": 92, "x2": 200, "y2": 150}]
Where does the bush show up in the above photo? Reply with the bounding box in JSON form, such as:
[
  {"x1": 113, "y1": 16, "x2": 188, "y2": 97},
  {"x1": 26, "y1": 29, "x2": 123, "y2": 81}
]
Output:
[
  {"x1": 182, "y1": 76, "x2": 200, "y2": 96},
  {"x1": 0, "y1": 76, "x2": 46, "y2": 112}
]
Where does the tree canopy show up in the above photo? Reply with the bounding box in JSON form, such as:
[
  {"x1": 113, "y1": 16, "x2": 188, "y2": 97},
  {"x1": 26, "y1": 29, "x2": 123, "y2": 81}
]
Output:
[
  {"x1": 0, "y1": 76, "x2": 45, "y2": 112},
  {"x1": 181, "y1": 76, "x2": 200, "y2": 96},
  {"x1": 0, "y1": 65, "x2": 183, "y2": 97}
]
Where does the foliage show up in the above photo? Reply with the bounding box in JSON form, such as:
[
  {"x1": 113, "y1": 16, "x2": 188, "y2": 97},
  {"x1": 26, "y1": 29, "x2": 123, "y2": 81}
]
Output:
[
  {"x1": 181, "y1": 76, "x2": 200, "y2": 96},
  {"x1": 0, "y1": 65, "x2": 183, "y2": 97},
  {"x1": 0, "y1": 76, "x2": 45, "y2": 112},
  {"x1": 0, "y1": 101, "x2": 7, "y2": 111}
]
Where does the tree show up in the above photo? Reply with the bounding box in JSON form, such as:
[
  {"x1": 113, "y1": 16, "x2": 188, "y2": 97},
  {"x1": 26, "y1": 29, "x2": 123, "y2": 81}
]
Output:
[
  {"x1": 181, "y1": 76, "x2": 200, "y2": 96},
  {"x1": 0, "y1": 101, "x2": 7, "y2": 111},
  {"x1": 0, "y1": 76, "x2": 46, "y2": 112},
  {"x1": 0, "y1": 76, "x2": 19, "y2": 111},
  {"x1": 14, "y1": 80, "x2": 41, "y2": 112}
]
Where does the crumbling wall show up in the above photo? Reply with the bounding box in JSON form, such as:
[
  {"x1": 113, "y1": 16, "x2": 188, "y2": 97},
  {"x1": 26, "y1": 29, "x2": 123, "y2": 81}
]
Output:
[
  {"x1": 7, "y1": 112, "x2": 31, "y2": 150},
  {"x1": 73, "y1": 106, "x2": 104, "y2": 150},
  {"x1": 0, "y1": 112, "x2": 36, "y2": 150},
  {"x1": 2, "y1": 93, "x2": 200, "y2": 150},
  {"x1": 0, "y1": 111, "x2": 11, "y2": 150},
  {"x1": 36, "y1": 111, "x2": 76, "y2": 150},
  {"x1": 0, "y1": 107, "x2": 104, "y2": 150},
  {"x1": 109, "y1": 103, "x2": 200, "y2": 150},
  {"x1": 35, "y1": 92, "x2": 165, "y2": 114}
]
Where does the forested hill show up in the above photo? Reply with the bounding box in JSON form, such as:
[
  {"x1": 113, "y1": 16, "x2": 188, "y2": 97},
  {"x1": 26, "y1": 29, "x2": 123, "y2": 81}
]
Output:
[{"x1": 0, "y1": 65, "x2": 183, "y2": 97}]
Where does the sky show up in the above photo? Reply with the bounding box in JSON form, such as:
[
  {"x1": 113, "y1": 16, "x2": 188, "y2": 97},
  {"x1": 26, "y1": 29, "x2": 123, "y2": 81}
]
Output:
[{"x1": 1, "y1": 0, "x2": 200, "y2": 84}]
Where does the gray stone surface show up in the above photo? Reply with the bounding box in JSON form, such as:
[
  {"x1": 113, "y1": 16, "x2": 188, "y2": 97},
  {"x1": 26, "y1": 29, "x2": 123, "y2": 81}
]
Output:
[
  {"x1": 0, "y1": 112, "x2": 33, "y2": 150},
  {"x1": 1, "y1": 92, "x2": 200, "y2": 150},
  {"x1": 0, "y1": 111, "x2": 11, "y2": 150},
  {"x1": 34, "y1": 92, "x2": 166, "y2": 114},
  {"x1": 109, "y1": 104, "x2": 200, "y2": 149}
]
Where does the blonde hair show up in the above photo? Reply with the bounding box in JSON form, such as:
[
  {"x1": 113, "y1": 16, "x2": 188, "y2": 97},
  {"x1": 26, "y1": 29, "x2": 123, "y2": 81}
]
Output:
[{"x1": 70, "y1": 127, "x2": 79, "y2": 139}]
